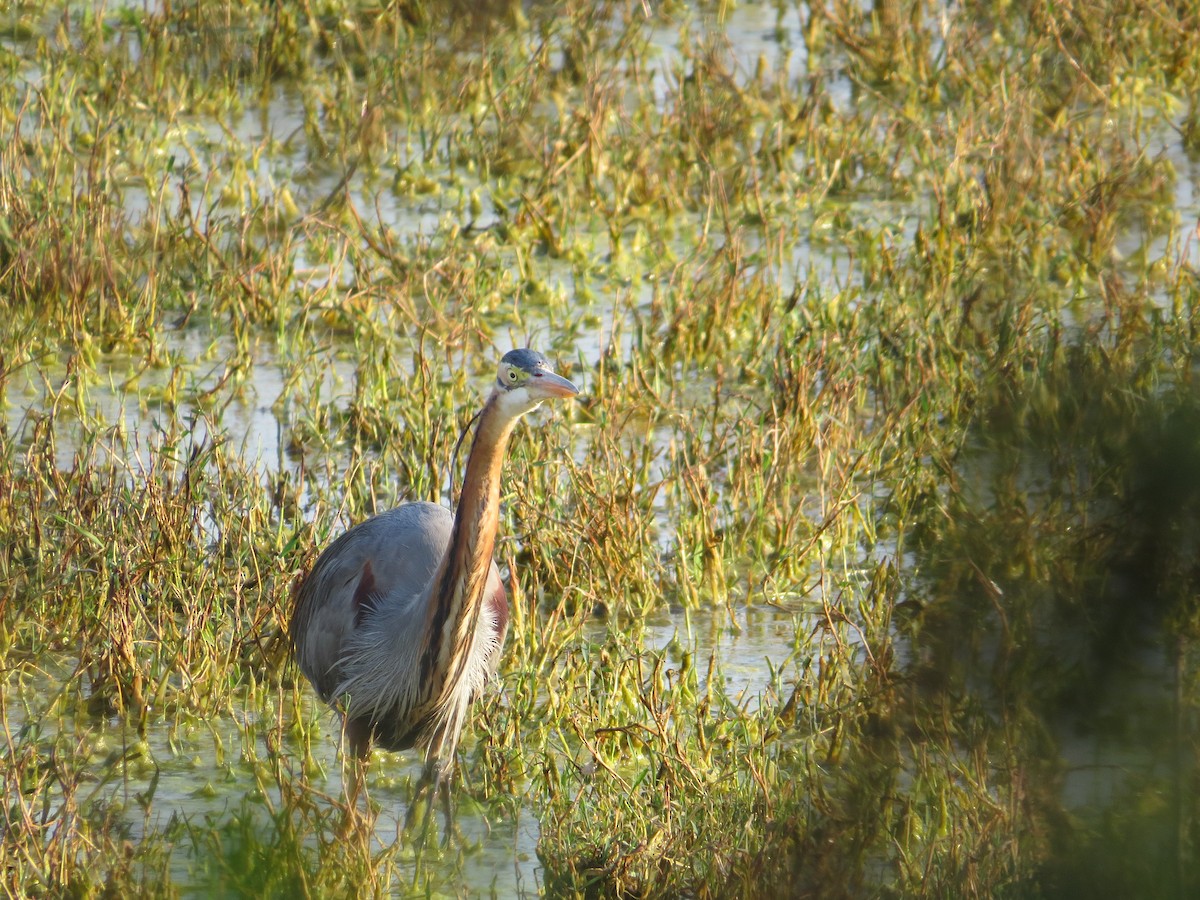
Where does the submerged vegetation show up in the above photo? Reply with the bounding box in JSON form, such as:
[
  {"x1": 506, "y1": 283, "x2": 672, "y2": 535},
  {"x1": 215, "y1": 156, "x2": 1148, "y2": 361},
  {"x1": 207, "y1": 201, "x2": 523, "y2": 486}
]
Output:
[{"x1": 2, "y1": 0, "x2": 1199, "y2": 895}]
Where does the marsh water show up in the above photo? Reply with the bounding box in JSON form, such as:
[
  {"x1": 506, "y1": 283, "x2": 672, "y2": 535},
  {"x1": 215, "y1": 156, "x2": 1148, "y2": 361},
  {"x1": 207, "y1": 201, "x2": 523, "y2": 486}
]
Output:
[{"x1": 5, "y1": 0, "x2": 1200, "y2": 896}]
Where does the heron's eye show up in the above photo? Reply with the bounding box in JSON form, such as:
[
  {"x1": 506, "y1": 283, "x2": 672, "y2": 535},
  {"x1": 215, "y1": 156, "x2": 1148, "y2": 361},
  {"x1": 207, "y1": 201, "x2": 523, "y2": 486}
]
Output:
[{"x1": 499, "y1": 365, "x2": 524, "y2": 387}]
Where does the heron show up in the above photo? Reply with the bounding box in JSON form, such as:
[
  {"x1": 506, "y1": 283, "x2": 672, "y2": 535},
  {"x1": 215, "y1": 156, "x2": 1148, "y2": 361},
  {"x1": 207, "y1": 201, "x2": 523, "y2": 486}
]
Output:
[{"x1": 289, "y1": 348, "x2": 578, "y2": 814}]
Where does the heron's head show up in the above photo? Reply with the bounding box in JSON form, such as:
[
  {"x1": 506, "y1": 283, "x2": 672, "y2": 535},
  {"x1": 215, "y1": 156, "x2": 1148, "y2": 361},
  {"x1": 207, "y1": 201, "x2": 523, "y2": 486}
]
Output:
[{"x1": 492, "y1": 348, "x2": 579, "y2": 418}]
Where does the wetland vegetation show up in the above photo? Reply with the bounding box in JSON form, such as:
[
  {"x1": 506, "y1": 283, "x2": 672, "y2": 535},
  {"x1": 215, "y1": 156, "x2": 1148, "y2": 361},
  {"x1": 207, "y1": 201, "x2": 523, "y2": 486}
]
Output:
[{"x1": 2, "y1": 0, "x2": 1200, "y2": 896}]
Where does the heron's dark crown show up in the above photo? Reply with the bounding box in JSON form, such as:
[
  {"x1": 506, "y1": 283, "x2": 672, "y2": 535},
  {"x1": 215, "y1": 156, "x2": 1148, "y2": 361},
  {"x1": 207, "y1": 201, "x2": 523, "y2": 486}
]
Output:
[{"x1": 501, "y1": 348, "x2": 552, "y2": 373}]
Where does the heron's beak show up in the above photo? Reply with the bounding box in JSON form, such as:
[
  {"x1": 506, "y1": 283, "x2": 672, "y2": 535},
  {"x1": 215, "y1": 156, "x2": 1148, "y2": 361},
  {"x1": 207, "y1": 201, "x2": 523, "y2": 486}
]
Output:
[{"x1": 530, "y1": 371, "x2": 579, "y2": 400}]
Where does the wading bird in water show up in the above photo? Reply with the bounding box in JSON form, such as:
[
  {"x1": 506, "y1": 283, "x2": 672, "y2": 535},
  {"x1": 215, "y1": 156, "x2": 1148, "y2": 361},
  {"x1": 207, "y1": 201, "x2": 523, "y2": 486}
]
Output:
[{"x1": 289, "y1": 349, "x2": 578, "y2": 810}]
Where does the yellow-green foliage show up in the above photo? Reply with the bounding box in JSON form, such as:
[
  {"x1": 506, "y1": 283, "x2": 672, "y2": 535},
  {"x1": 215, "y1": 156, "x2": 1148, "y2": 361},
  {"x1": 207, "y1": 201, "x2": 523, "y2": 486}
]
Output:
[{"x1": 2, "y1": 0, "x2": 1199, "y2": 897}]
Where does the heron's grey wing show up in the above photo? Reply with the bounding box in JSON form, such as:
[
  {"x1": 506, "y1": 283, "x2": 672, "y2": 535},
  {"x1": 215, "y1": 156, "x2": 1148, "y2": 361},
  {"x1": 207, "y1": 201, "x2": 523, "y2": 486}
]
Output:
[{"x1": 290, "y1": 502, "x2": 453, "y2": 701}]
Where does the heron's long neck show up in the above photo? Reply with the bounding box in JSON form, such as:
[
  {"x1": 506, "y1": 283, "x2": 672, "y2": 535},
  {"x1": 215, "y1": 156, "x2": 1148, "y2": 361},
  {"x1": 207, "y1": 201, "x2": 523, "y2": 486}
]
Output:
[{"x1": 419, "y1": 393, "x2": 515, "y2": 699}]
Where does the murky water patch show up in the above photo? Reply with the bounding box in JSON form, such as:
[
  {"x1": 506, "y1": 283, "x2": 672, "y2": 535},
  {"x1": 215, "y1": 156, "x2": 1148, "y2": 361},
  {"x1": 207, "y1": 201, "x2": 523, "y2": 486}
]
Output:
[
  {"x1": 1, "y1": 595, "x2": 815, "y2": 896},
  {"x1": 0, "y1": 328, "x2": 342, "y2": 477},
  {"x1": 642, "y1": 1, "x2": 816, "y2": 102},
  {"x1": 2, "y1": 658, "x2": 541, "y2": 894}
]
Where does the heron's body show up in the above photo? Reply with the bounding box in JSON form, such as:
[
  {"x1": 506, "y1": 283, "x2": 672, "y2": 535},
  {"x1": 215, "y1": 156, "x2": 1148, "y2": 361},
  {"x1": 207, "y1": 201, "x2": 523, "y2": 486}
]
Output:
[
  {"x1": 290, "y1": 502, "x2": 508, "y2": 752},
  {"x1": 289, "y1": 349, "x2": 576, "y2": 784}
]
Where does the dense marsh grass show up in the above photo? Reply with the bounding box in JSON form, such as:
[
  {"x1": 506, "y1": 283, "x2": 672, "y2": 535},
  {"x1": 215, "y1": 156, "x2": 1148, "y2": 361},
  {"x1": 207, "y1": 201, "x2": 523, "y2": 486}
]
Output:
[{"x1": 2, "y1": 0, "x2": 1199, "y2": 896}]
